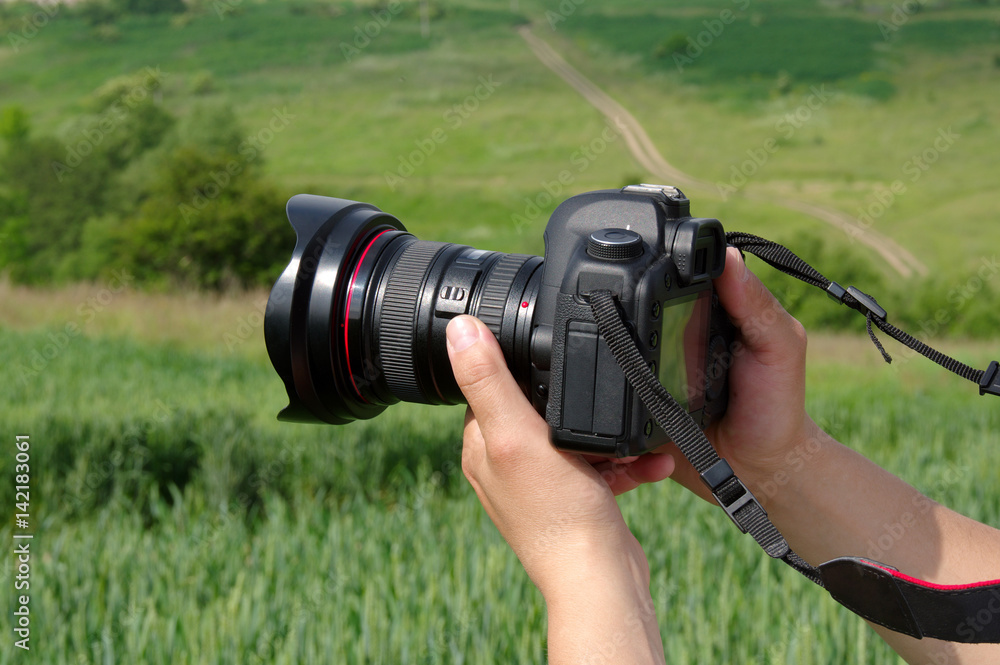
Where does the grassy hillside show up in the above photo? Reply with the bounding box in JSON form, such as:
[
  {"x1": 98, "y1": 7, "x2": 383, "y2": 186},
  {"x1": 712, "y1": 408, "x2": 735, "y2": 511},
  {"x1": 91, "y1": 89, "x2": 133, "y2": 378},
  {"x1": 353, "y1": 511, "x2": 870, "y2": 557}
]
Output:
[
  {"x1": 551, "y1": 2, "x2": 1000, "y2": 277},
  {"x1": 3, "y1": 0, "x2": 999, "y2": 335},
  {"x1": 2, "y1": 0, "x2": 999, "y2": 263}
]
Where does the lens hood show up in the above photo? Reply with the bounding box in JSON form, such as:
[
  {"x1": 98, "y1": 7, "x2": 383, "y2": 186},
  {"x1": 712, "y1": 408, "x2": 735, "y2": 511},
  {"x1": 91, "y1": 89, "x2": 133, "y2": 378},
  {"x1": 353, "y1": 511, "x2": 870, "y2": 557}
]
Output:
[{"x1": 264, "y1": 194, "x2": 406, "y2": 424}]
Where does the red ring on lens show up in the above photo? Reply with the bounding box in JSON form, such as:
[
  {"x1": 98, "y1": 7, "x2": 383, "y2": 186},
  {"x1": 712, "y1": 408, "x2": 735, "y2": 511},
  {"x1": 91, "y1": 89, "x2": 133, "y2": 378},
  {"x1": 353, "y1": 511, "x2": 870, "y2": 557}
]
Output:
[{"x1": 343, "y1": 229, "x2": 392, "y2": 401}]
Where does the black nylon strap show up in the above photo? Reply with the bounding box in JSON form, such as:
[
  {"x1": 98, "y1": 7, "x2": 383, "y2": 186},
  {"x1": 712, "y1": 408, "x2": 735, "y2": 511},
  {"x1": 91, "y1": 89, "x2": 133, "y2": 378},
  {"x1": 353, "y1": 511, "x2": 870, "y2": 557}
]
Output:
[
  {"x1": 586, "y1": 289, "x2": 822, "y2": 584},
  {"x1": 586, "y1": 287, "x2": 1000, "y2": 642},
  {"x1": 725, "y1": 232, "x2": 829, "y2": 289},
  {"x1": 870, "y1": 317, "x2": 985, "y2": 383},
  {"x1": 726, "y1": 232, "x2": 996, "y2": 395}
]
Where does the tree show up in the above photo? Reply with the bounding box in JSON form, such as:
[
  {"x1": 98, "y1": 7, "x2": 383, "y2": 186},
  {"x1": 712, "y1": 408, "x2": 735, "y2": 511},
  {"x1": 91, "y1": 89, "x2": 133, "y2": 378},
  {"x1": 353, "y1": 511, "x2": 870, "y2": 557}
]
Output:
[
  {"x1": 0, "y1": 74, "x2": 173, "y2": 283},
  {"x1": 0, "y1": 132, "x2": 111, "y2": 281},
  {"x1": 111, "y1": 105, "x2": 290, "y2": 289}
]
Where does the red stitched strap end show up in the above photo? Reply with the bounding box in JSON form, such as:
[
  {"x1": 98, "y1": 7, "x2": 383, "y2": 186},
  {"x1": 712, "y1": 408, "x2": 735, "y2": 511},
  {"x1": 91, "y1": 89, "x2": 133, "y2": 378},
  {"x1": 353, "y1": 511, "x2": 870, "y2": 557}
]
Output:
[{"x1": 820, "y1": 557, "x2": 1000, "y2": 643}]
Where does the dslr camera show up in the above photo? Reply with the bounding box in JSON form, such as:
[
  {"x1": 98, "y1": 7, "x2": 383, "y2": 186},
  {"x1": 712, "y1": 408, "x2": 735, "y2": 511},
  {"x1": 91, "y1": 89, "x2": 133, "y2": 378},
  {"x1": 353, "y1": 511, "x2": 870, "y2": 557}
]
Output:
[{"x1": 265, "y1": 184, "x2": 735, "y2": 457}]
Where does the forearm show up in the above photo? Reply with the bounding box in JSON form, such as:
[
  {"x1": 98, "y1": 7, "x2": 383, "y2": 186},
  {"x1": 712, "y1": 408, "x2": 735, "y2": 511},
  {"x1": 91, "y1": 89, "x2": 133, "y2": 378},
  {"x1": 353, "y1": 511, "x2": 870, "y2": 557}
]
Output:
[
  {"x1": 743, "y1": 419, "x2": 1000, "y2": 580},
  {"x1": 741, "y1": 419, "x2": 1000, "y2": 663},
  {"x1": 540, "y1": 538, "x2": 665, "y2": 665}
]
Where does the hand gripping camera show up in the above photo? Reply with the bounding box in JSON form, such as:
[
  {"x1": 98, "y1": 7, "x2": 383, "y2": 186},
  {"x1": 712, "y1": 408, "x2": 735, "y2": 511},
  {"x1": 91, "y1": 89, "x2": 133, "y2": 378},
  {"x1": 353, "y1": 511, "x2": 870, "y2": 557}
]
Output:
[
  {"x1": 264, "y1": 184, "x2": 735, "y2": 457},
  {"x1": 265, "y1": 184, "x2": 1000, "y2": 643}
]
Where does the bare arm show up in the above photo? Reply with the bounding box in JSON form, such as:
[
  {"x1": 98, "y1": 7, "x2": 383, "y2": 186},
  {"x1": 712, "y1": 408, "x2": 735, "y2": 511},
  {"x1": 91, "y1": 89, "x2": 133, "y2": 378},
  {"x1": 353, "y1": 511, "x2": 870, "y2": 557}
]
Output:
[
  {"x1": 745, "y1": 429, "x2": 1000, "y2": 663},
  {"x1": 669, "y1": 247, "x2": 1000, "y2": 663},
  {"x1": 446, "y1": 315, "x2": 669, "y2": 665}
]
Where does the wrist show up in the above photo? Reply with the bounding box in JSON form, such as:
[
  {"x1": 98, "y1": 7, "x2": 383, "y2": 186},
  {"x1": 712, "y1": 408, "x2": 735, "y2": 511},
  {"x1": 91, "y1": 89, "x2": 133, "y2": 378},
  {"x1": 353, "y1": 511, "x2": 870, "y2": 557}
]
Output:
[
  {"x1": 536, "y1": 531, "x2": 651, "y2": 603},
  {"x1": 540, "y1": 535, "x2": 664, "y2": 665},
  {"x1": 735, "y1": 418, "x2": 835, "y2": 512}
]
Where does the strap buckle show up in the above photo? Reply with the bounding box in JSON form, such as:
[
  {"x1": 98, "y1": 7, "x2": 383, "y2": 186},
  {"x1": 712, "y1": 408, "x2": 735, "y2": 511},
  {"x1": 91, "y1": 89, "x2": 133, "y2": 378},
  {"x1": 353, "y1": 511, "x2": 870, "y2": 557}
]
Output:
[
  {"x1": 826, "y1": 281, "x2": 887, "y2": 321},
  {"x1": 700, "y1": 458, "x2": 764, "y2": 535},
  {"x1": 980, "y1": 360, "x2": 1000, "y2": 397}
]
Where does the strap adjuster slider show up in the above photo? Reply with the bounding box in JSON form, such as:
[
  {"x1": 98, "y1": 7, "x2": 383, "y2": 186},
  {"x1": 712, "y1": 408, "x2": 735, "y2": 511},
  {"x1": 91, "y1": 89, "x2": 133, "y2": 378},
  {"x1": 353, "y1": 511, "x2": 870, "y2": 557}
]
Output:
[
  {"x1": 700, "y1": 458, "x2": 764, "y2": 535},
  {"x1": 825, "y1": 280, "x2": 847, "y2": 303},
  {"x1": 846, "y1": 286, "x2": 887, "y2": 321},
  {"x1": 827, "y1": 281, "x2": 887, "y2": 321}
]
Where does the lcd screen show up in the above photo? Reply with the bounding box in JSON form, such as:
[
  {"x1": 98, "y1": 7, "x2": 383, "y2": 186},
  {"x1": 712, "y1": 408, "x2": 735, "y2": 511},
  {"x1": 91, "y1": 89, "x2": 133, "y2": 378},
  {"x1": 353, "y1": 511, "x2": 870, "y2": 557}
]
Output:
[{"x1": 657, "y1": 290, "x2": 711, "y2": 412}]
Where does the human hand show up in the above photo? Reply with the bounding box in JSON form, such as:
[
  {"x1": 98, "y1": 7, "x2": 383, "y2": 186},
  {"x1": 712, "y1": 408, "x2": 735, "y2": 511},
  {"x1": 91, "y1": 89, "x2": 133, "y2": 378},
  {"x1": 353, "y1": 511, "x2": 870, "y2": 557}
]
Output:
[
  {"x1": 666, "y1": 246, "x2": 823, "y2": 503},
  {"x1": 445, "y1": 314, "x2": 674, "y2": 595},
  {"x1": 447, "y1": 314, "x2": 670, "y2": 663}
]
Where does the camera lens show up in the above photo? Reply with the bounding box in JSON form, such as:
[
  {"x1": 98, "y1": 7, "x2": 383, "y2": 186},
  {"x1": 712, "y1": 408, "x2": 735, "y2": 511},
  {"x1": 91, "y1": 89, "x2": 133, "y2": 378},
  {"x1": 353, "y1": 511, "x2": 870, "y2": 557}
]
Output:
[{"x1": 264, "y1": 195, "x2": 543, "y2": 424}]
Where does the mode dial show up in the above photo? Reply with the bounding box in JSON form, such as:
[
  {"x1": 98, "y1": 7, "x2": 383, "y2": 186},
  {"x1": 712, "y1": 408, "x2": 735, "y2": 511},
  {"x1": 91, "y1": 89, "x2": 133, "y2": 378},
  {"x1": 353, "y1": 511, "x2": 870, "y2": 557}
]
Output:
[{"x1": 587, "y1": 228, "x2": 643, "y2": 261}]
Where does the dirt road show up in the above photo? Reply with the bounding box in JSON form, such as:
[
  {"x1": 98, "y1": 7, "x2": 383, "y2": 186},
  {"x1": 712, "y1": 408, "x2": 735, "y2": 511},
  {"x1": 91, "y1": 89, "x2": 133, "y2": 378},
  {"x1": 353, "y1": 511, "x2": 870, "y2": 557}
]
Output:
[{"x1": 518, "y1": 26, "x2": 927, "y2": 279}]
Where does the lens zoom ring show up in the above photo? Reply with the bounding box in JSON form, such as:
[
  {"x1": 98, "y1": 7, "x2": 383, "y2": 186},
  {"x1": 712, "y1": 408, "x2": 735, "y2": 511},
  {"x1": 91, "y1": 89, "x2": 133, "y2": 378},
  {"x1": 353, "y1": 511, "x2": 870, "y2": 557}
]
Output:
[
  {"x1": 477, "y1": 254, "x2": 532, "y2": 339},
  {"x1": 379, "y1": 240, "x2": 447, "y2": 402}
]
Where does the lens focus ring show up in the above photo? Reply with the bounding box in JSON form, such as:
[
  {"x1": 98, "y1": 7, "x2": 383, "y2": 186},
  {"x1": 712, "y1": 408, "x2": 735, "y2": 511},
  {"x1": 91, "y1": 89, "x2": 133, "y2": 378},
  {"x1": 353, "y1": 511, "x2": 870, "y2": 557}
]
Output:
[
  {"x1": 476, "y1": 254, "x2": 533, "y2": 341},
  {"x1": 378, "y1": 240, "x2": 448, "y2": 402}
]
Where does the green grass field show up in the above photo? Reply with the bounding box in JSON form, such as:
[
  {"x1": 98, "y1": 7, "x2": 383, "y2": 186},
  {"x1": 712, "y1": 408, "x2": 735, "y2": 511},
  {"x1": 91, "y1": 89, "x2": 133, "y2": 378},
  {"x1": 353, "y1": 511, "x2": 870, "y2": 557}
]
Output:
[
  {"x1": 1, "y1": 321, "x2": 998, "y2": 663},
  {"x1": 3, "y1": 0, "x2": 1000, "y2": 662}
]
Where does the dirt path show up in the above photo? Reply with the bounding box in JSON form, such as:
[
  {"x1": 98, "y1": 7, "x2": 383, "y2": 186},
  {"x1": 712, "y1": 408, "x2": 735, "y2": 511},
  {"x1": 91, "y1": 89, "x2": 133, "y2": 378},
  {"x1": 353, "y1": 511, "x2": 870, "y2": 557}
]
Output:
[{"x1": 518, "y1": 26, "x2": 928, "y2": 279}]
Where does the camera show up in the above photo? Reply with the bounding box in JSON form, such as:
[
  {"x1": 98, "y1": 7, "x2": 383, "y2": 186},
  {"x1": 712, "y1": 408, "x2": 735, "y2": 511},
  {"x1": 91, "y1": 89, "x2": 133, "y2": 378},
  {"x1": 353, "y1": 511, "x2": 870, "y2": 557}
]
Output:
[{"x1": 264, "y1": 184, "x2": 735, "y2": 457}]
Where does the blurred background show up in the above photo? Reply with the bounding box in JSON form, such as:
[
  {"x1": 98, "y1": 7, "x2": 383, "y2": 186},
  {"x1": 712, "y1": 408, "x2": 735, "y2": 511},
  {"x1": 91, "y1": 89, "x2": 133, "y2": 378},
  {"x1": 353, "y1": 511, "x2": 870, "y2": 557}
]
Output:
[{"x1": 1, "y1": 0, "x2": 999, "y2": 662}]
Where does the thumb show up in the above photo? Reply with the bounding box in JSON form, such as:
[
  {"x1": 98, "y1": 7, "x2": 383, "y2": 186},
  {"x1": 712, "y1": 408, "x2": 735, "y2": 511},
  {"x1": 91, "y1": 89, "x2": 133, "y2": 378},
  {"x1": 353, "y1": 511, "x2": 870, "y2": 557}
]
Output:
[
  {"x1": 446, "y1": 315, "x2": 548, "y2": 444},
  {"x1": 714, "y1": 246, "x2": 805, "y2": 360}
]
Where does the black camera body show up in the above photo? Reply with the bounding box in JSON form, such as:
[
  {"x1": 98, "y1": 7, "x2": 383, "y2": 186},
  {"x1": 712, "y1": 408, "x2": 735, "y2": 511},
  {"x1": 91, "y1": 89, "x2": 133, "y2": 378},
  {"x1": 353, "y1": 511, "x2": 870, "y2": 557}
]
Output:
[
  {"x1": 531, "y1": 185, "x2": 732, "y2": 456},
  {"x1": 264, "y1": 184, "x2": 734, "y2": 457}
]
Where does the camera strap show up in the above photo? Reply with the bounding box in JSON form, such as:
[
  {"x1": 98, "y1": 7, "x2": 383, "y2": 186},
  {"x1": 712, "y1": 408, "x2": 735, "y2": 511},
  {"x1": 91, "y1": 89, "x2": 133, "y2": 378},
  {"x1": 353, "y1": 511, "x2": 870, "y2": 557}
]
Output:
[
  {"x1": 725, "y1": 232, "x2": 1000, "y2": 397},
  {"x1": 587, "y1": 278, "x2": 1000, "y2": 643}
]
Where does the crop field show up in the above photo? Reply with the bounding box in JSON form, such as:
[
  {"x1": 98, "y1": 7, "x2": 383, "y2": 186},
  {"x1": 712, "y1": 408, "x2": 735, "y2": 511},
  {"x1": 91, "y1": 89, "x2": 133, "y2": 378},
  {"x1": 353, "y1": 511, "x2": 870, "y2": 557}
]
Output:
[
  {"x1": 1, "y1": 318, "x2": 998, "y2": 663},
  {"x1": 3, "y1": 0, "x2": 1000, "y2": 662}
]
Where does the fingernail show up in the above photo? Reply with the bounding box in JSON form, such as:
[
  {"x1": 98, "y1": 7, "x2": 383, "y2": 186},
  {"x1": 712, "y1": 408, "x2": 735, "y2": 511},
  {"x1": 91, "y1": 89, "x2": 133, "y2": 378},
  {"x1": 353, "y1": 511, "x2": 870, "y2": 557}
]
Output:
[
  {"x1": 447, "y1": 316, "x2": 479, "y2": 353},
  {"x1": 735, "y1": 249, "x2": 751, "y2": 282}
]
